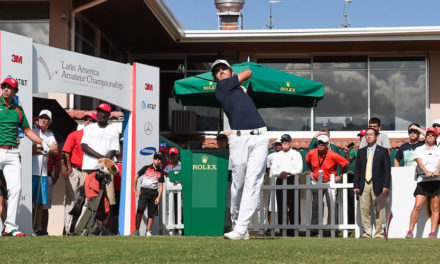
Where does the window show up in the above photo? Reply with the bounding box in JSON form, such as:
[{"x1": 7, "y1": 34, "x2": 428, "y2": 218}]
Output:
[{"x1": 257, "y1": 56, "x2": 427, "y2": 131}]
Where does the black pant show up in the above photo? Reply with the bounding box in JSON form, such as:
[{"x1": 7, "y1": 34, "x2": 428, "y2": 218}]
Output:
[{"x1": 276, "y1": 177, "x2": 298, "y2": 235}]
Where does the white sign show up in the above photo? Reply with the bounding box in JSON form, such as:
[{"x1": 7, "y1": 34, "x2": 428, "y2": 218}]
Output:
[
  {"x1": 388, "y1": 167, "x2": 438, "y2": 238},
  {"x1": 0, "y1": 31, "x2": 33, "y2": 235},
  {"x1": 32, "y1": 43, "x2": 132, "y2": 110}
]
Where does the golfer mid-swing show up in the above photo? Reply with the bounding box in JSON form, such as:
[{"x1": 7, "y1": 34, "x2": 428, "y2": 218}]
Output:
[{"x1": 212, "y1": 59, "x2": 269, "y2": 240}]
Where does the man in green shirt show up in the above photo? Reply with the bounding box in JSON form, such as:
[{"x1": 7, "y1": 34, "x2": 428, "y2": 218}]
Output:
[{"x1": 0, "y1": 77, "x2": 52, "y2": 236}]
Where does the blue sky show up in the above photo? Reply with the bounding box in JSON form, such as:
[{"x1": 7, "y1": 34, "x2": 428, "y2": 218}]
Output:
[{"x1": 164, "y1": 0, "x2": 440, "y2": 30}]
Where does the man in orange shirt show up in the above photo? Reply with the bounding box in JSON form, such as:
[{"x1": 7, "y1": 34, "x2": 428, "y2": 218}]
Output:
[{"x1": 306, "y1": 135, "x2": 348, "y2": 227}]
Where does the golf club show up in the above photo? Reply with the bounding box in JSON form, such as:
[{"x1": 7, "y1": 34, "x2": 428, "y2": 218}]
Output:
[{"x1": 176, "y1": 64, "x2": 217, "y2": 82}]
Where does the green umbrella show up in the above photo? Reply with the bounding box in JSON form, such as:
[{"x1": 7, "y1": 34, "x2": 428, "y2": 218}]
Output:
[{"x1": 173, "y1": 62, "x2": 324, "y2": 108}]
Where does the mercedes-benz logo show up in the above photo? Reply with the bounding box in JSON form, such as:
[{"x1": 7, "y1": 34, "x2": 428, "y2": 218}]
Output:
[{"x1": 144, "y1": 122, "x2": 153, "y2": 135}]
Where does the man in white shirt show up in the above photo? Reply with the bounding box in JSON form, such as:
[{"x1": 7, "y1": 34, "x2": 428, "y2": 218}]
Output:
[
  {"x1": 32, "y1": 110, "x2": 58, "y2": 236},
  {"x1": 270, "y1": 134, "x2": 303, "y2": 236},
  {"x1": 81, "y1": 103, "x2": 119, "y2": 231}
]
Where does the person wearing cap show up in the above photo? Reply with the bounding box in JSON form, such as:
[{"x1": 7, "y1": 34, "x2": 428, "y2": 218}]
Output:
[
  {"x1": 265, "y1": 140, "x2": 282, "y2": 225},
  {"x1": 359, "y1": 117, "x2": 391, "y2": 154},
  {"x1": 411, "y1": 120, "x2": 440, "y2": 147},
  {"x1": 61, "y1": 112, "x2": 96, "y2": 234},
  {"x1": 31, "y1": 109, "x2": 59, "y2": 236},
  {"x1": 354, "y1": 127, "x2": 391, "y2": 238},
  {"x1": 405, "y1": 127, "x2": 440, "y2": 239},
  {"x1": 81, "y1": 103, "x2": 119, "y2": 231},
  {"x1": 162, "y1": 147, "x2": 182, "y2": 235},
  {"x1": 344, "y1": 129, "x2": 367, "y2": 173},
  {"x1": 394, "y1": 123, "x2": 425, "y2": 167},
  {"x1": 1, "y1": 77, "x2": 55, "y2": 236},
  {"x1": 211, "y1": 59, "x2": 269, "y2": 240},
  {"x1": 270, "y1": 134, "x2": 303, "y2": 235},
  {"x1": 306, "y1": 134, "x2": 349, "y2": 227},
  {"x1": 307, "y1": 127, "x2": 340, "y2": 153},
  {"x1": 131, "y1": 151, "x2": 164, "y2": 237},
  {"x1": 342, "y1": 129, "x2": 367, "y2": 224}
]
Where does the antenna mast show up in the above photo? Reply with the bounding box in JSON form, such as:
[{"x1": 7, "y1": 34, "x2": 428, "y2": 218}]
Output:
[
  {"x1": 265, "y1": 0, "x2": 281, "y2": 29},
  {"x1": 340, "y1": 0, "x2": 352, "y2": 28}
]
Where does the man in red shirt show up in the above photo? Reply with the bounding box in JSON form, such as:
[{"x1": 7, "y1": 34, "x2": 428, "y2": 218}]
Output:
[
  {"x1": 61, "y1": 113, "x2": 96, "y2": 234},
  {"x1": 306, "y1": 135, "x2": 348, "y2": 227}
]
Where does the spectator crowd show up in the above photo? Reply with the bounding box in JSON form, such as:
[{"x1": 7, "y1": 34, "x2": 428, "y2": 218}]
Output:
[{"x1": 1, "y1": 76, "x2": 440, "y2": 239}]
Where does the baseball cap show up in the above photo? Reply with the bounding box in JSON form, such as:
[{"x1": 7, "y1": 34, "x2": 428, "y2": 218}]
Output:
[
  {"x1": 159, "y1": 146, "x2": 168, "y2": 154},
  {"x1": 272, "y1": 140, "x2": 281, "y2": 147},
  {"x1": 357, "y1": 129, "x2": 367, "y2": 137},
  {"x1": 317, "y1": 135, "x2": 329, "y2": 143},
  {"x1": 280, "y1": 134, "x2": 292, "y2": 142},
  {"x1": 96, "y1": 103, "x2": 112, "y2": 113},
  {"x1": 211, "y1": 59, "x2": 231, "y2": 70},
  {"x1": 153, "y1": 151, "x2": 164, "y2": 160},
  {"x1": 169, "y1": 147, "x2": 179, "y2": 155},
  {"x1": 1, "y1": 77, "x2": 18, "y2": 89},
  {"x1": 86, "y1": 112, "x2": 97, "y2": 122},
  {"x1": 432, "y1": 119, "x2": 440, "y2": 126},
  {"x1": 38, "y1": 109, "x2": 52, "y2": 120},
  {"x1": 426, "y1": 127, "x2": 438, "y2": 135}
]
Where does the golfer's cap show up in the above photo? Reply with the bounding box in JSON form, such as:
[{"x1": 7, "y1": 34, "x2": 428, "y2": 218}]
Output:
[
  {"x1": 169, "y1": 147, "x2": 179, "y2": 155},
  {"x1": 153, "y1": 151, "x2": 164, "y2": 160},
  {"x1": 280, "y1": 134, "x2": 292, "y2": 142},
  {"x1": 317, "y1": 135, "x2": 329, "y2": 143},
  {"x1": 432, "y1": 119, "x2": 440, "y2": 126},
  {"x1": 96, "y1": 103, "x2": 112, "y2": 113},
  {"x1": 1, "y1": 77, "x2": 18, "y2": 89},
  {"x1": 426, "y1": 127, "x2": 438, "y2": 136},
  {"x1": 86, "y1": 112, "x2": 97, "y2": 121},
  {"x1": 38, "y1": 109, "x2": 52, "y2": 120},
  {"x1": 211, "y1": 59, "x2": 231, "y2": 70},
  {"x1": 357, "y1": 129, "x2": 367, "y2": 137}
]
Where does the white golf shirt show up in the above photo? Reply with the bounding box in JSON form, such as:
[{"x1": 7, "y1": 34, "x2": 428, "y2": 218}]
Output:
[
  {"x1": 270, "y1": 149, "x2": 303, "y2": 178},
  {"x1": 32, "y1": 128, "x2": 56, "y2": 176},
  {"x1": 81, "y1": 123, "x2": 120, "y2": 170}
]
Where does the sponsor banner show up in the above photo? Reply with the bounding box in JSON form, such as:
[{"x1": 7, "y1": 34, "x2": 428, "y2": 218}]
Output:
[
  {"x1": 134, "y1": 63, "x2": 159, "y2": 171},
  {"x1": 32, "y1": 43, "x2": 132, "y2": 110},
  {"x1": 0, "y1": 31, "x2": 33, "y2": 234}
]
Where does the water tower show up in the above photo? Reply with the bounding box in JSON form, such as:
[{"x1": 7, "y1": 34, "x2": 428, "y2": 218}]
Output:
[{"x1": 215, "y1": 0, "x2": 245, "y2": 30}]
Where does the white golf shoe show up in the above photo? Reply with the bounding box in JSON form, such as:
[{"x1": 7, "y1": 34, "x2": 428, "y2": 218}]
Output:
[
  {"x1": 146, "y1": 231, "x2": 152, "y2": 237},
  {"x1": 224, "y1": 230, "x2": 250, "y2": 240}
]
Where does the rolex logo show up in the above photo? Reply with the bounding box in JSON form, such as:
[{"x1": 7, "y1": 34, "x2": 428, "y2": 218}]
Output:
[
  {"x1": 286, "y1": 81, "x2": 290, "y2": 87},
  {"x1": 192, "y1": 155, "x2": 217, "y2": 170},
  {"x1": 209, "y1": 81, "x2": 213, "y2": 85},
  {"x1": 201, "y1": 155, "x2": 208, "y2": 164}
]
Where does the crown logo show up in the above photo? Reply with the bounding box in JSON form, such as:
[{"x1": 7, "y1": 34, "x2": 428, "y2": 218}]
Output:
[
  {"x1": 209, "y1": 81, "x2": 213, "y2": 85},
  {"x1": 201, "y1": 155, "x2": 208, "y2": 164},
  {"x1": 286, "y1": 81, "x2": 290, "y2": 87}
]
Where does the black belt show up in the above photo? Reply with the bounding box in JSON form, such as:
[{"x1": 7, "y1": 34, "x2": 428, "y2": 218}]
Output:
[{"x1": 72, "y1": 165, "x2": 82, "y2": 172}]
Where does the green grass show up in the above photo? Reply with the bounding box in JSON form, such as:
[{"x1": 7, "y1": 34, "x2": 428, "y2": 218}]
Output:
[{"x1": 0, "y1": 236, "x2": 439, "y2": 263}]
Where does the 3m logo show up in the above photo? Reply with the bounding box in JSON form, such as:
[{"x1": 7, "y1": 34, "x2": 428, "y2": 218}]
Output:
[
  {"x1": 145, "y1": 83, "x2": 153, "y2": 91},
  {"x1": 11, "y1": 54, "x2": 23, "y2": 64}
]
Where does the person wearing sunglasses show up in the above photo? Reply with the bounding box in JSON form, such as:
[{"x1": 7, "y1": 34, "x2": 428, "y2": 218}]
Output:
[
  {"x1": 394, "y1": 123, "x2": 425, "y2": 167},
  {"x1": 1, "y1": 78, "x2": 53, "y2": 237},
  {"x1": 306, "y1": 135, "x2": 349, "y2": 227}
]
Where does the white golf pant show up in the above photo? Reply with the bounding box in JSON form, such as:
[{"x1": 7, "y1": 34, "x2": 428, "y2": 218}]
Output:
[
  {"x1": 0, "y1": 148, "x2": 22, "y2": 232},
  {"x1": 229, "y1": 132, "x2": 268, "y2": 234}
]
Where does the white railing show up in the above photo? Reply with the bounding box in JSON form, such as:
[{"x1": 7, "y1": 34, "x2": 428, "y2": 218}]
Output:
[
  {"x1": 161, "y1": 171, "x2": 360, "y2": 238},
  {"x1": 161, "y1": 179, "x2": 184, "y2": 235},
  {"x1": 250, "y1": 171, "x2": 360, "y2": 238}
]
